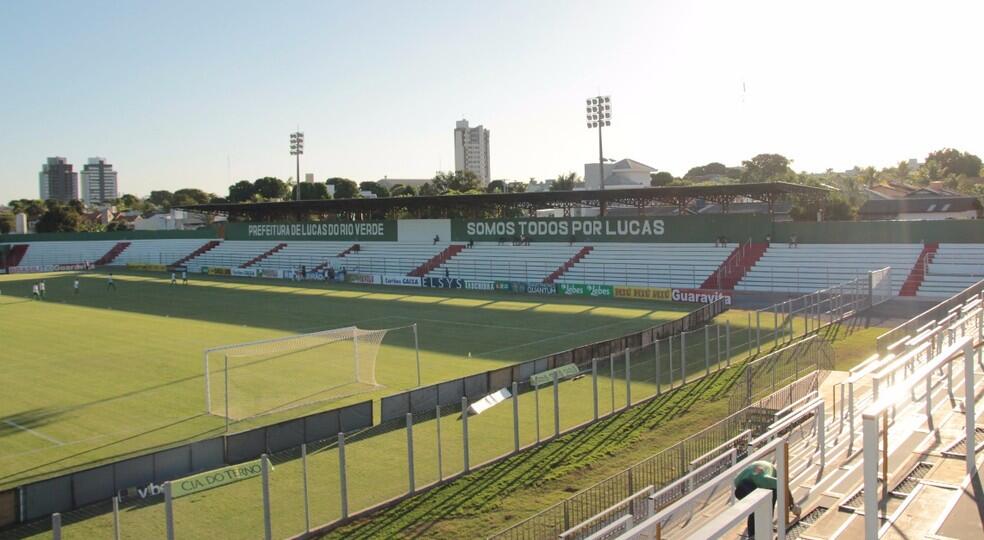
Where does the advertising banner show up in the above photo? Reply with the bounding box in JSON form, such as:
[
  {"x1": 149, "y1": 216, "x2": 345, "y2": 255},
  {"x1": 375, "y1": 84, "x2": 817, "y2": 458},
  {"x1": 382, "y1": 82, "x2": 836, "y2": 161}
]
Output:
[
  {"x1": 231, "y1": 268, "x2": 259, "y2": 278},
  {"x1": 382, "y1": 275, "x2": 422, "y2": 287},
  {"x1": 347, "y1": 273, "x2": 380, "y2": 285},
  {"x1": 171, "y1": 459, "x2": 265, "y2": 498},
  {"x1": 556, "y1": 283, "x2": 614, "y2": 298},
  {"x1": 464, "y1": 280, "x2": 495, "y2": 291},
  {"x1": 613, "y1": 286, "x2": 672, "y2": 301},
  {"x1": 126, "y1": 263, "x2": 166, "y2": 272},
  {"x1": 260, "y1": 268, "x2": 281, "y2": 279},
  {"x1": 225, "y1": 221, "x2": 397, "y2": 242},
  {"x1": 525, "y1": 283, "x2": 556, "y2": 295},
  {"x1": 207, "y1": 267, "x2": 231, "y2": 276},
  {"x1": 451, "y1": 215, "x2": 771, "y2": 243},
  {"x1": 425, "y1": 277, "x2": 464, "y2": 288},
  {"x1": 671, "y1": 288, "x2": 733, "y2": 305}
]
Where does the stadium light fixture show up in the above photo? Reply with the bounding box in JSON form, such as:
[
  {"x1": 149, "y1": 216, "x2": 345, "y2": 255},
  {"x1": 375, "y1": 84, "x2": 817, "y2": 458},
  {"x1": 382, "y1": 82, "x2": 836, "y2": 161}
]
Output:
[
  {"x1": 585, "y1": 96, "x2": 612, "y2": 192},
  {"x1": 290, "y1": 131, "x2": 304, "y2": 201}
]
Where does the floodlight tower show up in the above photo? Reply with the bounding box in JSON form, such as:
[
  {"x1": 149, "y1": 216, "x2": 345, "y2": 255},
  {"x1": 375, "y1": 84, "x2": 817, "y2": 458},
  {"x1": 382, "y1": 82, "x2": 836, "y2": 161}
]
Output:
[
  {"x1": 585, "y1": 96, "x2": 612, "y2": 190},
  {"x1": 290, "y1": 131, "x2": 304, "y2": 200}
]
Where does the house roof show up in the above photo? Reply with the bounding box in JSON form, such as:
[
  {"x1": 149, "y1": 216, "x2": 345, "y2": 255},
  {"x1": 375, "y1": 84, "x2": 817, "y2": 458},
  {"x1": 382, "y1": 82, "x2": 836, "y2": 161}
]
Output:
[
  {"x1": 859, "y1": 197, "x2": 982, "y2": 216},
  {"x1": 610, "y1": 158, "x2": 657, "y2": 172}
]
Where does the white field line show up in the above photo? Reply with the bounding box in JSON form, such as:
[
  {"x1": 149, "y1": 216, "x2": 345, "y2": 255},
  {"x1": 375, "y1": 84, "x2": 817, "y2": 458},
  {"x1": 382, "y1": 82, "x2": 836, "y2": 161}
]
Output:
[{"x1": 3, "y1": 419, "x2": 63, "y2": 445}]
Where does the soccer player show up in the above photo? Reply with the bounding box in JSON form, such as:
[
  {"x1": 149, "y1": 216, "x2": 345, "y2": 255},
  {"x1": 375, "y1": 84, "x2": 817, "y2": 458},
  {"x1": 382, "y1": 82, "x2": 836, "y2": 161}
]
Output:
[
  {"x1": 31, "y1": 282, "x2": 40, "y2": 300},
  {"x1": 107, "y1": 273, "x2": 116, "y2": 291},
  {"x1": 39, "y1": 280, "x2": 46, "y2": 299},
  {"x1": 182, "y1": 270, "x2": 188, "y2": 285},
  {"x1": 171, "y1": 272, "x2": 177, "y2": 285},
  {"x1": 73, "y1": 278, "x2": 80, "y2": 294}
]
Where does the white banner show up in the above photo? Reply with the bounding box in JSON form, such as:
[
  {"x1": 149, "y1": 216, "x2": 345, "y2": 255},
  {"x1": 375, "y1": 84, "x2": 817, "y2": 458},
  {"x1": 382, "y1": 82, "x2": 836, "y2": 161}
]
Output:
[
  {"x1": 382, "y1": 275, "x2": 422, "y2": 287},
  {"x1": 231, "y1": 268, "x2": 259, "y2": 278}
]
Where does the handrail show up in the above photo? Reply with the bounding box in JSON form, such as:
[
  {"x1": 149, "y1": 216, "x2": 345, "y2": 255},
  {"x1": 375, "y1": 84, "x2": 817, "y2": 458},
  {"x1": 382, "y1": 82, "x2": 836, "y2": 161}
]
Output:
[
  {"x1": 560, "y1": 486, "x2": 655, "y2": 540},
  {"x1": 680, "y1": 488, "x2": 773, "y2": 540}
]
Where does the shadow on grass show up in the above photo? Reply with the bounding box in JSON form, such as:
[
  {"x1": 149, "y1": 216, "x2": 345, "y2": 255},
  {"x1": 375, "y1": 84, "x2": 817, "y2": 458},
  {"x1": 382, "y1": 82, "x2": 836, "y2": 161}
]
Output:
[{"x1": 326, "y1": 368, "x2": 737, "y2": 539}]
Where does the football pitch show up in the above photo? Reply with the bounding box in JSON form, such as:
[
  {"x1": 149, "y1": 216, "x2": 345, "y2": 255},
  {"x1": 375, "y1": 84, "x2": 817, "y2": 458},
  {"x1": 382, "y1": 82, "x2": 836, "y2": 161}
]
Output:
[{"x1": 0, "y1": 270, "x2": 695, "y2": 490}]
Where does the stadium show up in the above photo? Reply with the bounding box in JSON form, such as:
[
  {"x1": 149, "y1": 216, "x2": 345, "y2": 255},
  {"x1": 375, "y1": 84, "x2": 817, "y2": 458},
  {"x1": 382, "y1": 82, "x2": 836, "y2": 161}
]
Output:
[{"x1": 0, "y1": 184, "x2": 982, "y2": 540}]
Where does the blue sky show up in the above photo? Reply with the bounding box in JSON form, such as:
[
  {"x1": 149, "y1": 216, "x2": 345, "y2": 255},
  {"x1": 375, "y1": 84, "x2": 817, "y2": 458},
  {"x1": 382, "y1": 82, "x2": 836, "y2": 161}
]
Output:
[{"x1": 1, "y1": 0, "x2": 982, "y2": 201}]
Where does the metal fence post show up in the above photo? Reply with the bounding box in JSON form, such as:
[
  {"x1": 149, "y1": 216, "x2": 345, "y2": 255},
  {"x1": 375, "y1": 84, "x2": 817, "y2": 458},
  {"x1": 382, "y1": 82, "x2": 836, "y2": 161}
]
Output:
[
  {"x1": 338, "y1": 432, "x2": 348, "y2": 519},
  {"x1": 435, "y1": 405, "x2": 443, "y2": 481},
  {"x1": 52, "y1": 513, "x2": 62, "y2": 540},
  {"x1": 716, "y1": 324, "x2": 722, "y2": 369},
  {"x1": 609, "y1": 352, "x2": 615, "y2": 413},
  {"x1": 535, "y1": 382, "x2": 541, "y2": 442},
  {"x1": 756, "y1": 310, "x2": 762, "y2": 354},
  {"x1": 512, "y1": 381, "x2": 520, "y2": 452},
  {"x1": 773, "y1": 303, "x2": 778, "y2": 345},
  {"x1": 704, "y1": 325, "x2": 710, "y2": 376},
  {"x1": 621, "y1": 348, "x2": 630, "y2": 408},
  {"x1": 592, "y1": 358, "x2": 599, "y2": 420},
  {"x1": 726, "y1": 320, "x2": 731, "y2": 366},
  {"x1": 164, "y1": 481, "x2": 175, "y2": 540},
  {"x1": 113, "y1": 495, "x2": 121, "y2": 540},
  {"x1": 262, "y1": 454, "x2": 272, "y2": 540},
  {"x1": 553, "y1": 371, "x2": 560, "y2": 437},
  {"x1": 302, "y1": 443, "x2": 310, "y2": 532},
  {"x1": 681, "y1": 331, "x2": 687, "y2": 385},
  {"x1": 462, "y1": 396, "x2": 470, "y2": 472},
  {"x1": 655, "y1": 340, "x2": 661, "y2": 395},
  {"x1": 406, "y1": 413, "x2": 415, "y2": 494},
  {"x1": 669, "y1": 335, "x2": 674, "y2": 388}
]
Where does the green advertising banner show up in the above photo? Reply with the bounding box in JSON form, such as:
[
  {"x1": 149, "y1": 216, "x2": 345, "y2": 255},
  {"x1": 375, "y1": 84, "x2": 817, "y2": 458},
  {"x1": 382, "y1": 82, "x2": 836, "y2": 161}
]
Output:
[
  {"x1": 451, "y1": 215, "x2": 771, "y2": 243},
  {"x1": 556, "y1": 283, "x2": 614, "y2": 298},
  {"x1": 172, "y1": 459, "x2": 265, "y2": 498},
  {"x1": 224, "y1": 221, "x2": 397, "y2": 241}
]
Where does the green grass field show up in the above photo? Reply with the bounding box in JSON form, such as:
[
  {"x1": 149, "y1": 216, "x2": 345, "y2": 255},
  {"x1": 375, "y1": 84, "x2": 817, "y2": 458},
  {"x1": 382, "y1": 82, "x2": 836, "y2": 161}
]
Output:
[{"x1": 0, "y1": 270, "x2": 697, "y2": 490}]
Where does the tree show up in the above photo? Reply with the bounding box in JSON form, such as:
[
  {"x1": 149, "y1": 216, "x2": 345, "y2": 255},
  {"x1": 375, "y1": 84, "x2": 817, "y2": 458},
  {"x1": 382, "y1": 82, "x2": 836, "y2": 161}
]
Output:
[
  {"x1": 228, "y1": 180, "x2": 257, "y2": 203},
  {"x1": 327, "y1": 178, "x2": 360, "y2": 199},
  {"x1": 432, "y1": 170, "x2": 481, "y2": 193},
  {"x1": 8, "y1": 199, "x2": 46, "y2": 221},
  {"x1": 115, "y1": 194, "x2": 142, "y2": 210},
  {"x1": 358, "y1": 181, "x2": 390, "y2": 198},
  {"x1": 506, "y1": 181, "x2": 527, "y2": 193},
  {"x1": 389, "y1": 184, "x2": 418, "y2": 197},
  {"x1": 486, "y1": 180, "x2": 506, "y2": 193},
  {"x1": 148, "y1": 190, "x2": 174, "y2": 209},
  {"x1": 790, "y1": 191, "x2": 856, "y2": 221},
  {"x1": 35, "y1": 202, "x2": 81, "y2": 233},
  {"x1": 740, "y1": 154, "x2": 792, "y2": 183},
  {"x1": 650, "y1": 171, "x2": 675, "y2": 186},
  {"x1": 293, "y1": 182, "x2": 331, "y2": 200},
  {"x1": 252, "y1": 177, "x2": 289, "y2": 200},
  {"x1": 0, "y1": 212, "x2": 12, "y2": 234},
  {"x1": 105, "y1": 221, "x2": 132, "y2": 232},
  {"x1": 925, "y1": 148, "x2": 983, "y2": 178},
  {"x1": 172, "y1": 188, "x2": 214, "y2": 205},
  {"x1": 551, "y1": 172, "x2": 579, "y2": 191},
  {"x1": 857, "y1": 166, "x2": 878, "y2": 188}
]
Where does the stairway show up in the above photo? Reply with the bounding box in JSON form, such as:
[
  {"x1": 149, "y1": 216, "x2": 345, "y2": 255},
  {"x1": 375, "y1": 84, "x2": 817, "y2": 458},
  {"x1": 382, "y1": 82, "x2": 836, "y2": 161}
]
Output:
[
  {"x1": 94, "y1": 242, "x2": 131, "y2": 266},
  {"x1": 312, "y1": 244, "x2": 360, "y2": 272},
  {"x1": 899, "y1": 242, "x2": 938, "y2": 296},
  {"x1": 172, "y1": 240, "x2": 221, "y2": 267},
  {"x1": 409, "y1": 245, "x2": 465, "y2": 277},
  {"x1": 544, "y1": 246, "x2": 593, "y2": 284},
  {"x1": 4, "y1": 244, "x2": 28, "y2": 268},
  {"x1": 240, "y1": 243, "x2": 288, "y2": 268},
  {"x1": 700, "y1": 242, "x2": 768, "y2": 290}
]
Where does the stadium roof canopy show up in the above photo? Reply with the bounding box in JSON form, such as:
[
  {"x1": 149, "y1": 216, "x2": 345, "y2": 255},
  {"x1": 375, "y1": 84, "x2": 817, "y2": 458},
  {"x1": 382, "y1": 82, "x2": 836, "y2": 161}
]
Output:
[{"x1": 178, "y1": 182, "x2": 830, "y2": 221}]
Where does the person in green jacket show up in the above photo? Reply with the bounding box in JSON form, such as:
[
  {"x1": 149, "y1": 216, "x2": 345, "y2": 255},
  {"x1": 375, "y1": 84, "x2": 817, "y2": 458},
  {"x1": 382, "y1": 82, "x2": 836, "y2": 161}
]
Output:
[{"x1": 734, "y1": 460, "x2": 800, "y2": 536}]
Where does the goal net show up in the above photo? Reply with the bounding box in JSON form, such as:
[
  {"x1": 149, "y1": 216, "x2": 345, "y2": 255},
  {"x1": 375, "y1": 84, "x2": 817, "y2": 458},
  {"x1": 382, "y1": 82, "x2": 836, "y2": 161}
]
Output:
[{"x1": 204, "y1": 326, "x2": 389, "y2": 421}]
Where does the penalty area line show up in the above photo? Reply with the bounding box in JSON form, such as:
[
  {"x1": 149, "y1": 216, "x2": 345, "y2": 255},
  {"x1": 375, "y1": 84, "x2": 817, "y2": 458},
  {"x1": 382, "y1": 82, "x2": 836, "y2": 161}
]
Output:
[{"x1": 3, "y1": 419, "x2": 64, "y2": 446}]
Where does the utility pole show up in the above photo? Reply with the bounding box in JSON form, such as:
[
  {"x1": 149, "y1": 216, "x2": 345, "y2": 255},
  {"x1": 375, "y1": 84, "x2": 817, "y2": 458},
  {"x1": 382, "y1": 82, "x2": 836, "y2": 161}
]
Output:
[{"x1": 290, "y1": 131, "x2": 304, "y2": 201}]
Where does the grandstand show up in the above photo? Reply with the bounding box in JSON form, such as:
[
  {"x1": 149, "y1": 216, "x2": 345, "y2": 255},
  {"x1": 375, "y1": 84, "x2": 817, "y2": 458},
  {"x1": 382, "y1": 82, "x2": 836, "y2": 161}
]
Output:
[{"x1": 921, "y1": 243, "x2": 984, "y2": 297}]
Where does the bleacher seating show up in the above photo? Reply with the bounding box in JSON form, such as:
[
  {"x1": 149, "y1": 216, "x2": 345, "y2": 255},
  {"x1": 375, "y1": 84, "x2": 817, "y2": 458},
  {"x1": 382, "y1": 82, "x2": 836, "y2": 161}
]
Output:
[
  {"x1": 427, "y1": 243, "x2": 582, "y2": 282},
  {"x1": 181, "y1": 240, "x2": 282, "y2": 271},
  {"x1": 342, "y1": 242, "x2": 447, "y2": 276},
  {"x1": 252, "y1": 241, "x2": 355, "y2": 272},
  {"x1": 112, "y1": 239, "x2": 214, "y2": 266},
  {"x1": 920, "y1": 243, "x2": 984, "y2": 297},
  {"x1": 16, "y1": 241, "x2": 121, "y2": 267},
  {"x1": 558, "y1": 243, "x2": 733, "y2": 289},
  {"x1": 735, "y1": 243, "x2": 922, "y2": 294}
]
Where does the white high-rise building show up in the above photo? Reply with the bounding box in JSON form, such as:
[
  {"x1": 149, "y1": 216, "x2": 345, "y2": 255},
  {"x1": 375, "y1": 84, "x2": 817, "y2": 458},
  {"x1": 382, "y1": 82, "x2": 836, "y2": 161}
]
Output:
[
  {"x1": 454, "y1": 119, "x2": 490, "y2": 185},
  {"x1": 80, "y1": 157, "x2": 119, "y2": 205}
]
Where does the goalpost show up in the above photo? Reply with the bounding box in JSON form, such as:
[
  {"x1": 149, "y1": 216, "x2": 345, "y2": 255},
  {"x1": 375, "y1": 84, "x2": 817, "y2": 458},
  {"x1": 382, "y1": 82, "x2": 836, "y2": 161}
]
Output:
[{"x1": 204, "y1": 324, "x2": 420, "y2": 425}]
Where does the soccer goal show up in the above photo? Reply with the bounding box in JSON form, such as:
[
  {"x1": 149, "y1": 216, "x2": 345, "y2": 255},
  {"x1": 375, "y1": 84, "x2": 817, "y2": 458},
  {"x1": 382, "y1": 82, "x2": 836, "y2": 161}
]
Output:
[{"x1": 204, "y1": 324, "x2": 419, "y2": 423}]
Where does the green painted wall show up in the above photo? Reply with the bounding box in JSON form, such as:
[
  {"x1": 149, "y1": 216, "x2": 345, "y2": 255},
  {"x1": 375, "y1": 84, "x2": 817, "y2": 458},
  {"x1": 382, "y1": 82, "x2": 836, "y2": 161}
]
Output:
[
  {"x1": 0, "y1": 228, "x2": 219, "y2": 244},
  {"x1": 451, "y1": 215, "x2": 772, "y2": 243},
  {"x1": 222, "y1": 221, "x2": 397, "y2": 241},
  {"x1": 773, "y1": 220, "x2": 984, "y2": 244}
]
